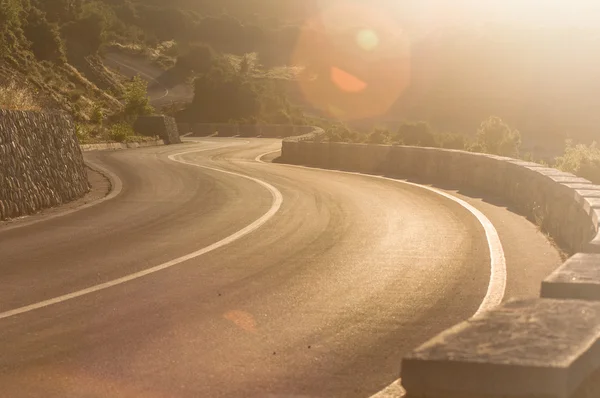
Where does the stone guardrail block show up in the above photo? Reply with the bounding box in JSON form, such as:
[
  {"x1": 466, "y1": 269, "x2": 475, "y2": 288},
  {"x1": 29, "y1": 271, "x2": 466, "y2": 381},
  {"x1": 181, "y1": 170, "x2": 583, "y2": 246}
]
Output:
[
  {"x1": 401, "y1": 299, "x2": 600, "y2": 398},
  {"x1": 542, "y1": 253, "x2": 600, "y2": 300},
  {"x1": 281, "y1": 140, "x2": 598, "y2": 254},
  {"x1": 0, "y1": 109, "x2": 89, "y2": 221},
  {"x1": 133, "y1": 115, "x2": 181, "y2": 144}
]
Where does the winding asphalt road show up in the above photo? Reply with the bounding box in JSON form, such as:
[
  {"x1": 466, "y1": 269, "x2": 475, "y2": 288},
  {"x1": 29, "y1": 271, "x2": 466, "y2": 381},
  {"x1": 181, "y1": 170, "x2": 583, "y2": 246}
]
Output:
[{"x1": 0, "y1": 138, "x2": 563, "y2": 397}]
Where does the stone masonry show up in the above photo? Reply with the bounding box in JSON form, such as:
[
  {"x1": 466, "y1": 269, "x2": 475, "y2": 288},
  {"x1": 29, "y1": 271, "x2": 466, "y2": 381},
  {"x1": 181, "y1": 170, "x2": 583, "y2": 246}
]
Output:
[{"x1": 0, "y1": 109, "x2": 90, "y2": 221}]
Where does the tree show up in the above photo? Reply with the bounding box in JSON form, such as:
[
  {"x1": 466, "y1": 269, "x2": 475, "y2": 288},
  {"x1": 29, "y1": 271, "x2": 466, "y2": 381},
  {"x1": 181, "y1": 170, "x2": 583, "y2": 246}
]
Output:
[
  {"x1": 24, "y1": 7, "x2": 66, "y2": 63},
  {"x1": 61, "y1": 11, "x2": 106, "y2": 55},
  {"x1": 555, "y1": 141, "x2": 600, "y2": 184},
  {"x1": 475, "y1": 116, "x2": 521, "y2": 157},
  {"x1": 0, "y1": 0, "x2": 25, "y2": 57},
  {"x1": 176, "y1": 43, "x2": 214, "y2": 75},
  {"x1": 366, "y1": 128, "x2": 390, "y2": 144},
  {"x1": 123, "y1": 75, "x2": 154, "y2": 118},
  {"x1": 33, "y1": 0, "x2": 82, "y2": 23},
  {"x1": 395, "y1": 121, "x2": 436, "y2": 147}
]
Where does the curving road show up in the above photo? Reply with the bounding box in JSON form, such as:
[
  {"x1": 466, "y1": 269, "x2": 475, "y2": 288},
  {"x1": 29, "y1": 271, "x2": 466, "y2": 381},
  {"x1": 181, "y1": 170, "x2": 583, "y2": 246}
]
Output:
[{"x1": 0, "y1": 138, "x2": 562, "y2": 397}]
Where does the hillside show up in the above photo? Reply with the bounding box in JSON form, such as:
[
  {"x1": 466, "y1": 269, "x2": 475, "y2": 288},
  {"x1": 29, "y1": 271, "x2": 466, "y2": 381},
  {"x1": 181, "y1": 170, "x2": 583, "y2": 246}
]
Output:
[{"x1": 1, "y1": 0, "x2": 600, "y2": 159}]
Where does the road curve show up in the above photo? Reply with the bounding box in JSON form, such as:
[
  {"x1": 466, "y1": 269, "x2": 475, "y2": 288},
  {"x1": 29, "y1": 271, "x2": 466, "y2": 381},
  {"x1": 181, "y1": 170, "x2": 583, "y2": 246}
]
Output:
[{"x1": 0, "y1": 138, "x2": 561, "y2": 397}]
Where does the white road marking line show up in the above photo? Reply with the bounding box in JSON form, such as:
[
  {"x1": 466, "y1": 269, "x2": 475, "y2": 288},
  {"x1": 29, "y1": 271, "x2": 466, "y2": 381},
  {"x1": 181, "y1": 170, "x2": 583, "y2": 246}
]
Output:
[
  {"x1": 255, "y1": 149, "x2": 281, "y2": 163},
  {"x1": 255, "y1": 148, "x2": 506, "y2": 398},
  {"x1": 0, "y1": 144, "x2": 283, "y2": 321}
]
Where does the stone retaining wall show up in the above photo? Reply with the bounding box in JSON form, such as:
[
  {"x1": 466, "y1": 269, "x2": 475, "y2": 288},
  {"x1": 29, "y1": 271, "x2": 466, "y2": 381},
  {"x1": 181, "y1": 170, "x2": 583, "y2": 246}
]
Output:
[
  {"x1": 0, "y1": 110, "x2": 90, "y2": 221},
  {"x1": 281, "y1": 136, "x2": 600, "y2": 398}
]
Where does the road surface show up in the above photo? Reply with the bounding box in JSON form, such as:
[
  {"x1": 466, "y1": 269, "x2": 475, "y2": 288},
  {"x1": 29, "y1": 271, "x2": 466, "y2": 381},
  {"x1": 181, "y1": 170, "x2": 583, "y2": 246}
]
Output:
[{"x1": 0, "y1": 138, "x2": 562, "y2": 397}]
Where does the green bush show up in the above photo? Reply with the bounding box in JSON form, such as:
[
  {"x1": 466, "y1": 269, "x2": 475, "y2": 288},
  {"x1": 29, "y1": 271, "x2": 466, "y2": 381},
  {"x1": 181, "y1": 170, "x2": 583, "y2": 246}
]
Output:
[
  {"x1": 90, "y1": 104, "x2": 104, "y2": 124},
  {"x1": 176, "y1": 43, "x2": 214, "y2": 75},
  {"x1": 555, "y1": 141, "x2": 600, "y2": 184},
  {"x1": 75, "y1": 123, "x2": 90, "y2": 143},
  {"x1": 475, "y1": 116, "x2": 521, "y2": 157},
  {"x1": 435, "y1": 132, "x2": 468, "y2": 150},
  {"x1": 0, "y1": 81, "x2": 41, "y2": 111},
  {"x1": 325, "y1": 124, "x2": 359, "y2": 143},
  {"x1": 24, "y1": 7, "x2": 66, "y2": 63},
  {"x1": 108, "y1": 122, "x2": 133, "y2": 142},
  {"x1": 394, "y1": 121, "x2": 436, "y2": 147},
  {"x1": 123, "y1": 75, "x2": 154, "y2": 118},
  {"x1": 366, "y1": 128, "x2": 391, "y2": 144}
]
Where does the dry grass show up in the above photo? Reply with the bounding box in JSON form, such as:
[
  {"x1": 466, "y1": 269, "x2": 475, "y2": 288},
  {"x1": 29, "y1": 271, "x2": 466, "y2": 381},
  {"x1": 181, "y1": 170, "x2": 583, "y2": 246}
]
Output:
[{"x1": 0, "y1": 81, "x2": 41, "y2": 111}]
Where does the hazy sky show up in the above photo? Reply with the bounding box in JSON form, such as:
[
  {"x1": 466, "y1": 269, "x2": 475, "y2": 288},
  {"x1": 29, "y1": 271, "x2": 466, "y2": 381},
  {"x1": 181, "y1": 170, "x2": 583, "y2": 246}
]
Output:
[{"x1": 318, "y1": 0, "x2": 600, "y2": 29}]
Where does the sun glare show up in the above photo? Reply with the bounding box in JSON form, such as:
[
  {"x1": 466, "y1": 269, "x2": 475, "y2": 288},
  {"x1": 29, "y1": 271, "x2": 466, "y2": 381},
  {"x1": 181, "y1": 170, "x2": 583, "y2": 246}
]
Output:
[{"x1": 403, "y1": 0, "x2": 600, "y2": 28}]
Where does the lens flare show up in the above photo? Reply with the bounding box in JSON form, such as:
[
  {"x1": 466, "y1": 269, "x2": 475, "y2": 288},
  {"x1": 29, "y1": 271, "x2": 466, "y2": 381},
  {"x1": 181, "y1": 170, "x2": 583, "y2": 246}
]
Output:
[
  {"x1": 331, "y1": 66, "x2": 367, "y2": 93},
  {"x1": 292, "y1": 2, "x2": 411, "y2": 121},
  {"x1": 356, "y1": 29, "x2": 380, "y2": 51}
]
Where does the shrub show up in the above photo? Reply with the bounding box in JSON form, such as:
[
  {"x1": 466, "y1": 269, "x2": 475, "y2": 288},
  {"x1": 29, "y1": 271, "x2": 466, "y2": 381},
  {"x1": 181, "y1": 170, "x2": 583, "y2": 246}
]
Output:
[
  {"x1": 24, "y1": 7, "x2": 66, "y2": 63},
  {"x1": 475, "y1": 116, "x2": 521, "y2": 157},
  {"x1": 0, "y1": 81, "x2": 41, "y2": 111},
  {"x1": 555, "y1": 140, "x2": 600, "y2": 184},
  {"x1": 325, "y1": 124, "x2": 358, "y2": 143},
  {"x1": 175, "y1": 43, "x2": 214, "y2": 75},
  {"x1": 123, "y1": 75, "x2": 154, "y2": 118},
  {"x1": 436, "y1": 132, "x2": 468, "y2": 149},
  {"x1": 366, "y1": 128, "x2": 391, "y2": 144},
  {"x1": 0, "y1": 0, "x2": 25, "y2": 57},
  {"x1": 108, "y1": 122, "x2": 133, "y2": 142},
  {"x1": 90, "y1": 104, "x2": 104, "y2": 124},
  {"x1": 61, "y1": 11, "x2": 105, "y2": 55},
  {"x1": 75, "y1": 123, "x2": 90, "y2": 143},
  {"x1": 394, "y1": 121, "x2": 436, "y2": 147}
]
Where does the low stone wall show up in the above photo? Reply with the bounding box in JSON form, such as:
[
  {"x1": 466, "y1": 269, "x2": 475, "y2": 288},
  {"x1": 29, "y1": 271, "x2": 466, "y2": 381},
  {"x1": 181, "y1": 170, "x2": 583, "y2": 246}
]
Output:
[
  {"x1": 280, "y1": 137, "x2": 600, "y2": 398},
  {"x1": 281, "y1": 141, "x2": 599, "y2": 254},
  {"x1": 80, "y1": 139, "x2": 164, "y2": 152},
  {"x1": 0, "y1": 109, "x2": 90, "y2": 221}
]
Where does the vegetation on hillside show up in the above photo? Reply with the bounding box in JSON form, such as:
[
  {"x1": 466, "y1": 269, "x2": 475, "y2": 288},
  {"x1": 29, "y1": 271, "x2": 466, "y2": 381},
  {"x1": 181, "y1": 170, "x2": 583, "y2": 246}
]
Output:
[
  {"x1": 555, "y1": 142, "x2": 600, "y2": 184},
  {"x1": 0, "y1": 81, "x2": 41, "y2": 111},
  {"x1": 1, "y1": 0, "x2": 599, "y2": 184}
]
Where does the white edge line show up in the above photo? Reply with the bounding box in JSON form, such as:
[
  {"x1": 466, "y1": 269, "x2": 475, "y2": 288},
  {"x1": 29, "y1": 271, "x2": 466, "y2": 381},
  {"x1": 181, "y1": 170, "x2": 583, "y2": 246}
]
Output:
[
  {"x1": 255, "y1": 149, "x2": 506, "y2": 398},
  {"x1": 255, "y1": 149, "x2": 281, "y2": 163},
  {"x1": 0, "y1": 144, "x2": 283, "y2": 321}
]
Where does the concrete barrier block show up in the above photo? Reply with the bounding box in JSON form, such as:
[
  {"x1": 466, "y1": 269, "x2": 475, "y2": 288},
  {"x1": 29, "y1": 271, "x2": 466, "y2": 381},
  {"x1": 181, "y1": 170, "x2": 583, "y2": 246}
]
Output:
[
  {"x1": 542, "y1": 253, "x2": 600, "y2": 300},
  {"x1": 402, "y1": 299, "x2": 600, "y2": 398}
]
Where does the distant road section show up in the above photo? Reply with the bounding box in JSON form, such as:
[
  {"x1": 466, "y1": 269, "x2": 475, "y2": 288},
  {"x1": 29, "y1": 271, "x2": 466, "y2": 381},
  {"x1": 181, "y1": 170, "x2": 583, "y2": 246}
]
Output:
[
  {"x1": 0, "y1": 138, "x2": 561, "y2": 397},
  {"x1": 104, "y1": 51, "x2": 194, "y2": 106}
]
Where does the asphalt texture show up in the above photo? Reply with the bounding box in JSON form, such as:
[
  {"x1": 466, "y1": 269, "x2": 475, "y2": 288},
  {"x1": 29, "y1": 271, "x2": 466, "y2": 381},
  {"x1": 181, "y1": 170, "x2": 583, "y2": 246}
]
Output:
[{"x1": 0, "y1": 138, "x2": 562, "y2": 397}]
